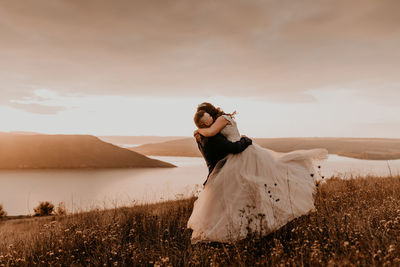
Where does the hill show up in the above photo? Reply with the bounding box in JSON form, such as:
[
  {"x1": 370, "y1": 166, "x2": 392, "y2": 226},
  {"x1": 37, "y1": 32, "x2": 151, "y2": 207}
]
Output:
[
  {"x1": 0, "y1": 134, "x2": 175, "y2": 169},
  {"x1": 131, "y1": 138, "x2": 201, "y2": 157},
  {"x1": 98, "y1": 136, "x2": 185, "y2": 146},
  {"x1": 254, "y1": 137, "x2": 400, "y2": 160},
  {"x1": 129, "y1": 137, "x2": 400, "y2": 160}
]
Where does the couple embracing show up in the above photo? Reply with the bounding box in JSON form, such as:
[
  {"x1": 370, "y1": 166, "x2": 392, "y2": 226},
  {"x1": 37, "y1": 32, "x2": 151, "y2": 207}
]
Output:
[{"x1": 187, "y1": 102, "x2": 328, "y2": 244}]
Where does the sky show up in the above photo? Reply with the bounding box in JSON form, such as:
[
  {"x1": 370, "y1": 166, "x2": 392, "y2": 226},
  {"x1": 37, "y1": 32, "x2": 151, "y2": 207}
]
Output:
[{"x1": 0, "y1": 0, "x2": 399, "y2": 138}]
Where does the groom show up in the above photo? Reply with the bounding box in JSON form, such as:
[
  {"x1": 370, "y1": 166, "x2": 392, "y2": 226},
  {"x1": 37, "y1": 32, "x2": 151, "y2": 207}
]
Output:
[{"x1": 194, "y1": 115, "x2": 252, "y2": 186}]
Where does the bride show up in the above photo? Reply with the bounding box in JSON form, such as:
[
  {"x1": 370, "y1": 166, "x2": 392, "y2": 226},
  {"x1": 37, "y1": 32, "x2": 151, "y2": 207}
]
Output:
[{"x1": 187, "y1": 102, "x2": 328, "y2": 243}]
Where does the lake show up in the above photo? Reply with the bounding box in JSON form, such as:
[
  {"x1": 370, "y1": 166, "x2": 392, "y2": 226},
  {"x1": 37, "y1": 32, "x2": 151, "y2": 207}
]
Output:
[{"x1": 1, "y1": 155, "x2": 399, "y2": 216}]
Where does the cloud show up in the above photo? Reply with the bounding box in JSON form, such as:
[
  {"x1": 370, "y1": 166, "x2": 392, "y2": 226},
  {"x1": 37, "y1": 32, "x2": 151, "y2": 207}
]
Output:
[
  {"x1": 0, "y1": 0, "x2": 399, "y2": 104},
  {"x1": 0, "y1": 87, "x2": 69, "y2": 114},
  {"x1": 7, "y1": 102, "x2": 67, "y2": 114}
]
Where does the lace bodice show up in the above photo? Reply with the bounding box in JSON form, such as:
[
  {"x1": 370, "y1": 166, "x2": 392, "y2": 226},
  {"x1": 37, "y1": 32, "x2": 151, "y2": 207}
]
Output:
[{"x1": 220, "y1": 115, "x2": 241, "y2": 142}]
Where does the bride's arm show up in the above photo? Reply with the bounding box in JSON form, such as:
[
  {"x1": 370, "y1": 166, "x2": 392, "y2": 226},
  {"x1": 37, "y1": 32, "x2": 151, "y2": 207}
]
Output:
[{"x1": 198, "y1": 116, "x2": 230, "y2": 137}]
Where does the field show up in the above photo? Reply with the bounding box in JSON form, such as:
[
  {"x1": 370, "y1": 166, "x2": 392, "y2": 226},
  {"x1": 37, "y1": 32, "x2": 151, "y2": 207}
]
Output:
[{"x1": 1, "y1": 176, "x2": 399, "y2": 266}]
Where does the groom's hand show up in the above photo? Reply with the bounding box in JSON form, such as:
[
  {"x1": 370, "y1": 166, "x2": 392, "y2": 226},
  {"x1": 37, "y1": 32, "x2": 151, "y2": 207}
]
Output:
[
  {"x1": 194, "y1": 130, "x2": 202, "y2": 143},
  {"x1": 240, "y1": 136, "x2": 252, "y2": 145}
]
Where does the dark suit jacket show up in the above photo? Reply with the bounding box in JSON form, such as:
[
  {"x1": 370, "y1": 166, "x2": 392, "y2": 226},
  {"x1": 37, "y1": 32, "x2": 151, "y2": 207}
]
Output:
[{"x1": 195, "y1": 133, "x2": 252, "y2": 186}]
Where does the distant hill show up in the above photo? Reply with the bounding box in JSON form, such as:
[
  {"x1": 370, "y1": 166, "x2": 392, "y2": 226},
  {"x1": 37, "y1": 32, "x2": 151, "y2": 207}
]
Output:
[
  {"x1": 0, "y1": 132, "x2": 40, "y2": 136},
  {"x1": 0, "y1": 134, "x2": 175, "y2": 169},
  {"x1": 98, "y1": 136, "x2": 186, "y2": 146},
  {"x1": 131, "y1": 138, "x2": 201, "y2": 157},
  {"x1": 9, "y1": 131, "x2": 43, "y2": 135},
  {"x1": 129, "y1": 137, "x2": 400, "y2": 160},
  {"x1": 254, "y1": 137, "x2": 400, "y2": 160}
]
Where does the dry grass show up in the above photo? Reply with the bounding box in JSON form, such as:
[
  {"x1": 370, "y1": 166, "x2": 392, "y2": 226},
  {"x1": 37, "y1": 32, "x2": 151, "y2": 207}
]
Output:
[{"x1": 0, "y1": 176, "x2": 399, "y2": 266}]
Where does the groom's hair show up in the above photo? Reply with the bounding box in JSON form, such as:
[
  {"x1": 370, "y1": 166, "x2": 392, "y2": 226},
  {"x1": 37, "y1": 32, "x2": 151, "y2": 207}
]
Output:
[{"x1": 193, "y1": 110, "x2": 209, "y2": 128}]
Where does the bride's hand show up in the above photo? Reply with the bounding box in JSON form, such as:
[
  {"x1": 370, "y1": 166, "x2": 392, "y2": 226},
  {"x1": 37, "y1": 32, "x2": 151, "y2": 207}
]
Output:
[{"x1": 198, "y1": 116, "x2": 230, "y2": 137}]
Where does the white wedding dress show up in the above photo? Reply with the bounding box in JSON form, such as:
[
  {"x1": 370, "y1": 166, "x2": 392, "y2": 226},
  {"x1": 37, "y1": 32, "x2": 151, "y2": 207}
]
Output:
[{"x1": 187, "y1": 115, "x2": 328, "y2": 243}]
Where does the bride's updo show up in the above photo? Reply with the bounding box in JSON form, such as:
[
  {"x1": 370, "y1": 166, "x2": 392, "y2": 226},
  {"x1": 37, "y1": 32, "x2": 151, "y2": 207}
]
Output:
[
  {"x1": 196, "y1": 102, "x2": 235, "y2": 121},
  {"x1": 196, "y1": 102, "x2": 223, "y2": 121}
]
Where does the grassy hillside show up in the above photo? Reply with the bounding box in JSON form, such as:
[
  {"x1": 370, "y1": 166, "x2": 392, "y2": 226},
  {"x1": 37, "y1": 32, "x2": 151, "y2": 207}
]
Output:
[
  {"x1": 0, "y1": 134, "x2": 175, "y2": 169},
  {"x1": 1, "y1": 177, "x2": 399, "y2": 266},
  {"x1": 130, "y1": 137, "x2": 400, "y2": 160}
]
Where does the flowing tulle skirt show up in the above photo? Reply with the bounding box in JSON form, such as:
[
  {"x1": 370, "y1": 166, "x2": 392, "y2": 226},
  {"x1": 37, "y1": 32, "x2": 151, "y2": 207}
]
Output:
[{"x1": 187, "y1": 144, "x2": 328, "y2": 243}]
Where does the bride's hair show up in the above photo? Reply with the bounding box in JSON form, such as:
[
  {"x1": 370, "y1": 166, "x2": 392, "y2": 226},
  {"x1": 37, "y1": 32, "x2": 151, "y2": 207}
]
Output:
[{"x1": 196, "y1": 102, "x2": 235, "y2": 121}]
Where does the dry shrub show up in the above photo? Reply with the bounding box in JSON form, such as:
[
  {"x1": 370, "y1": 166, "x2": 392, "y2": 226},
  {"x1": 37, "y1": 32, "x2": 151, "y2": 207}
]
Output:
[
  {"x1": 0, "y1": 204, "x2": 7, "y2": 220},
  {"x1": 33, "y1": 201, "x2": 55, "y2": 217},
  {"x1": 56, "y1": 202, "x2": 67, "y2": 216}
]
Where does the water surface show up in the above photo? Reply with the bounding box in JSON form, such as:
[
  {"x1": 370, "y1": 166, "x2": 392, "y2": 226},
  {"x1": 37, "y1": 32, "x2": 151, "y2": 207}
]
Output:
[{"x1": 0, "y1": 155, "x2": 399, "y2": 215}]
